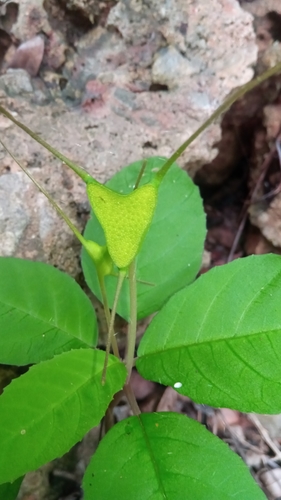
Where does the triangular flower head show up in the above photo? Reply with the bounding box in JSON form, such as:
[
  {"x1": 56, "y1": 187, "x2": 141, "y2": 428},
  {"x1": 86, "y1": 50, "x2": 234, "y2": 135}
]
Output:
[{"x1": 86, "y1": 180, "x2": 158, "y2": 269}]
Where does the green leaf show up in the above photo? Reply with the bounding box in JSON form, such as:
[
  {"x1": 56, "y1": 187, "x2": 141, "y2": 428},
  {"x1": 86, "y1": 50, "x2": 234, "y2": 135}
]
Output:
[
  {"x1": 87, "y1": 181, "x2": 157, "y2": 269},
  {"x1": 0, "y1": 348, "x2": 126, "y2": 484},
  {"x1": 82, "y1": 157, "x2": 206, "y2": 320},
  {"x1": 137, "y1": 254, "x2": 281, "y2": 413},
  {"x1": 83, "y1": 412, "x2": 265, "y2": 500},
  {"x1": 0, "y1": 477, "x2": 23, "y2": 500},
  {"x1": 0, "y1": 257, "x2": 97, "y2": 365}
]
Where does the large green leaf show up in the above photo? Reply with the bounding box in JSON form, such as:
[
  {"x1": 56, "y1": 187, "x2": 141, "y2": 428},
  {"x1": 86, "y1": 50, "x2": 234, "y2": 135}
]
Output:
[
  {"x1": 82, "y1": 157, "x2": 206, "y2": 320},
  {"x1": 0, "y1": 257, "x2": 97, "y2": 365},
  {"x1": 0, "y1": 477, "x2": 23, "y2": 500},
  {"x1": 0, "y1": 348, "x2": 126, "y2": 484},
  {"x1": 137, "y1": 254, "x2": 281, "y2": 413},
  {"x1": 83, "y1": 412, "x2": 265, "y2": 500}
]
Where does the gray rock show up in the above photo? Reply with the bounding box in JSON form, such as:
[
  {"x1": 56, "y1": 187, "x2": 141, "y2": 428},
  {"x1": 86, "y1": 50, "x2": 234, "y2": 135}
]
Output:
[
  {"x1": 11, "y1": 0, "x2": 51, "y2": 41},
  {"x1": 0, "y1": 68, "x2": 33, "y2": 96},
  {"x1": 114, "y1": 88, "x2": 137, "y2": 109},
  {"x1": 152, "y1": 46, "x2": 200, "y2": 89},
  {"x1": 0, "y1": 173, "x2": 30, "y2": 255}
]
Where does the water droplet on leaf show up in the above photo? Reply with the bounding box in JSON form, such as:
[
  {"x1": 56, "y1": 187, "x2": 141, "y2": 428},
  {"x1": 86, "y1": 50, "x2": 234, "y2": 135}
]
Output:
[{"x1": 174, "y1": 382, "x2": 182, "y2": 389}]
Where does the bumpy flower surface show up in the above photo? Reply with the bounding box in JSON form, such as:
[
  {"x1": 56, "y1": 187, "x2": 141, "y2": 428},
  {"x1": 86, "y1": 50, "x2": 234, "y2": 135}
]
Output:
[{"x1": 87, "y1": 182, "x2": 157, "y2": 269}]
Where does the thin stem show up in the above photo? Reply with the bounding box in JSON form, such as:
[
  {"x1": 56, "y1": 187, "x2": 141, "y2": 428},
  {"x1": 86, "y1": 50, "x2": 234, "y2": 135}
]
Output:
[
  {"x1": 101, "y1": 269, "x2": 126, "y2": 384},
  {"x1": 126, "y1": 260, "x2": 137, "y2": 382},
  {"x1": 98, "y1": 272, "x2": 120, "y2": 359},
  {"x1": 100, "y1": 271, "x2": 141, "y2": 416},
  {"x1": 102, "y1": 389, "x2": 124, "y2": 435},
  {"x1": 228, "y1": 141, "x2": 279, "y2": 262},
  {"x1": 156, "y1": 61, "x2": 281, "y2": 184},
  {"x1": 0, "y1": 105, "x2": 93, "y2": 184},
  {"x1": 124, "y1": 383, "x2": 141, "y2": 416},
  {"x1": 134, "y1": 160, "x2": 147, "y2": 190},
  {"x1": 0, "y1": 139, "x2": 88, "y2": 247}
]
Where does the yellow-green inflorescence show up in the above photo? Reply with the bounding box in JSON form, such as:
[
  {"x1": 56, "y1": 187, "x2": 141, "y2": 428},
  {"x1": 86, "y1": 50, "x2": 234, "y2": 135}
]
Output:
[
  {"x1": 83, "y1": 239, "x2": 113, "y2": 277},
  {"x1": 86, "y1": 180, "x2": 158, "y2": 269}
]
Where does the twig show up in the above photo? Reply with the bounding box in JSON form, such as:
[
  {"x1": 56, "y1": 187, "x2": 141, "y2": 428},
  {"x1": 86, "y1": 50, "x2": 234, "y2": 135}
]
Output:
[
  {"x1": 227, "y1": 144, "x2": 278, "y2": 262},
  {"x1": 249, "y1": 414, "x2": 281, "y2": 461}
]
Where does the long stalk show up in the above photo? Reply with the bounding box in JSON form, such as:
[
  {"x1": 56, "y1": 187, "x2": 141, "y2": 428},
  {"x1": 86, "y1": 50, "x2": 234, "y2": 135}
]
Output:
[
  {"x1": 126, "y1": 260, "x2": 137, "y2": 382},
  {"x1": 101, "y1": 270, "x2": 125, "y2": 384},
  {"x1": 0, "y1": 139, "x2": 87, "y2": 247},
  {"x1": 0, "y1": 105, "x2": 93, "y2": 184},
  {"x1": 156, "y1": 61, "x2": 281, "y2": 183},
  {"x1": 98, "y1": 272, "x2": 120, "y2": 359},
  {"x1": 100, "y1": 267, "x2": 140, "y2": 416},
  {"x1": 134, "y1": 160, "x2": 147, "y2": 190},
  {"x1": 124, "y1": 383, "x2": 141, "y2": 416}
]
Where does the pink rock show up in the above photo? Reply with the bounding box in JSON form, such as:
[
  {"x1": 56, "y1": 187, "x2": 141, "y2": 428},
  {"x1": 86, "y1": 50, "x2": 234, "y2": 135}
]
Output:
[
  {"x1": 9, "y1": 36, "x2": 44, "y2": 77},
  {"x1": 82, "y1": 80, "x2": 111, "y2": 114}
]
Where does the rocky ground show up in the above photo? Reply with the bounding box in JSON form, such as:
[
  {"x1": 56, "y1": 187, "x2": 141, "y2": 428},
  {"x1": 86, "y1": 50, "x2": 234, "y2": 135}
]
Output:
[{"x1": 1, "y1": 0, "x2": 281, "y2": 498}]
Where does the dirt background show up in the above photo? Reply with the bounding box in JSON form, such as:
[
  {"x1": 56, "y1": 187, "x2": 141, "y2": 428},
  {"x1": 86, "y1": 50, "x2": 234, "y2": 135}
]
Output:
[{"x1": 1, "y1": 0, "x2": 281, "y2": 498}]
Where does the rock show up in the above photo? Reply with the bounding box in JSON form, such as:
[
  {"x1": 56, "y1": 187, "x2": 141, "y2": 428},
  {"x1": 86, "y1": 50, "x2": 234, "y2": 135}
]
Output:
[
  {"x1": 113, "y1": 87, "x2": 137, "y2": 109},
  {"x1": 73, "y1": 27, "x2": 128, "y2": 88},
  {"x1": 106, "y1": 0, "x2": 154, "y2": 44},
  {"x1": 8, "y1": 35, "x2": 44, "y2": 76},
  {"x1": 104, "y1": 0, "x2": 257, "y2": 174},
  {"x1": 248, "y1": 103, "x2": 281, "y2": 249},
  {"x1": 108, "y1": 0, "x2": 257, "y2": 89},
  {"x1": 152, "y1": 46, "x2": 199, "y2": 89},
  {"x1": 0, "y1": 68, "x2": 33, "y2": 95},
  {"x1": 249, "y1": 195, "x2": 281, "y2": 248},
  {"x1": 11, "y1": 0, "x2": 51, "y2": 41},
  {"x1": 241, "y1": 0, "x2": 281, "y2": 72},
  {"x1": 64, "y1": 0, "x2": 115, "y2": 23},
  {"x1": 0, "y1": 172, "x2": 30, "y2": 255},
  {"x1": 44, "y1": 31, "x2": 67, "y2": 70},
  {"x1": 241, "y1": 0, "x2": 281, "y2": 17}
]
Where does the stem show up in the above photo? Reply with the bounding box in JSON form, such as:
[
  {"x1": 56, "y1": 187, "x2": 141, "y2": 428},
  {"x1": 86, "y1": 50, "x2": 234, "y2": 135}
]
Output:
[
  {"x1": 126, "y1": 260, "x2": 137, "y2": 382},
  {"x1": 0, "y1": 139, "x2": 88, "y2": 247},
  {"x1": 98, "y1": 272, "x2": 120, "y2": 359},
  {"x1": 102, "y1": 389, "x2": 124, "y2": 435},
  {"x1": 124, "y1": 383, "x2": 141, "y2": 416},
  {"x1": 156, "y1": 61, "x2": 281, "y2": 184},
  {"x1": 101, "y1": 270, "x2": 126, "y2": 384},
  {"x1": 0, "y1": 105, "x2": 93, "y2": 184},
  {"x1": 100, "y1": 270, "x2": 141, "y2": 416},
  {"x1": 134, "y1": 160, "x2": 147, "y2": 190}
]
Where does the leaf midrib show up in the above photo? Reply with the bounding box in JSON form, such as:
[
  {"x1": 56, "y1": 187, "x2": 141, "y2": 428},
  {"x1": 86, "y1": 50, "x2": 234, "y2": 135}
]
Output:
[
  {"x1": 0, "y1": 353, "x2": 119, "y2": 446},
  {"x1": 138, "y1": 326, "x2": 281, "y2": 358},
  {"x1": 0, "y1": 299, "x2": 92, "y2": 345}
]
